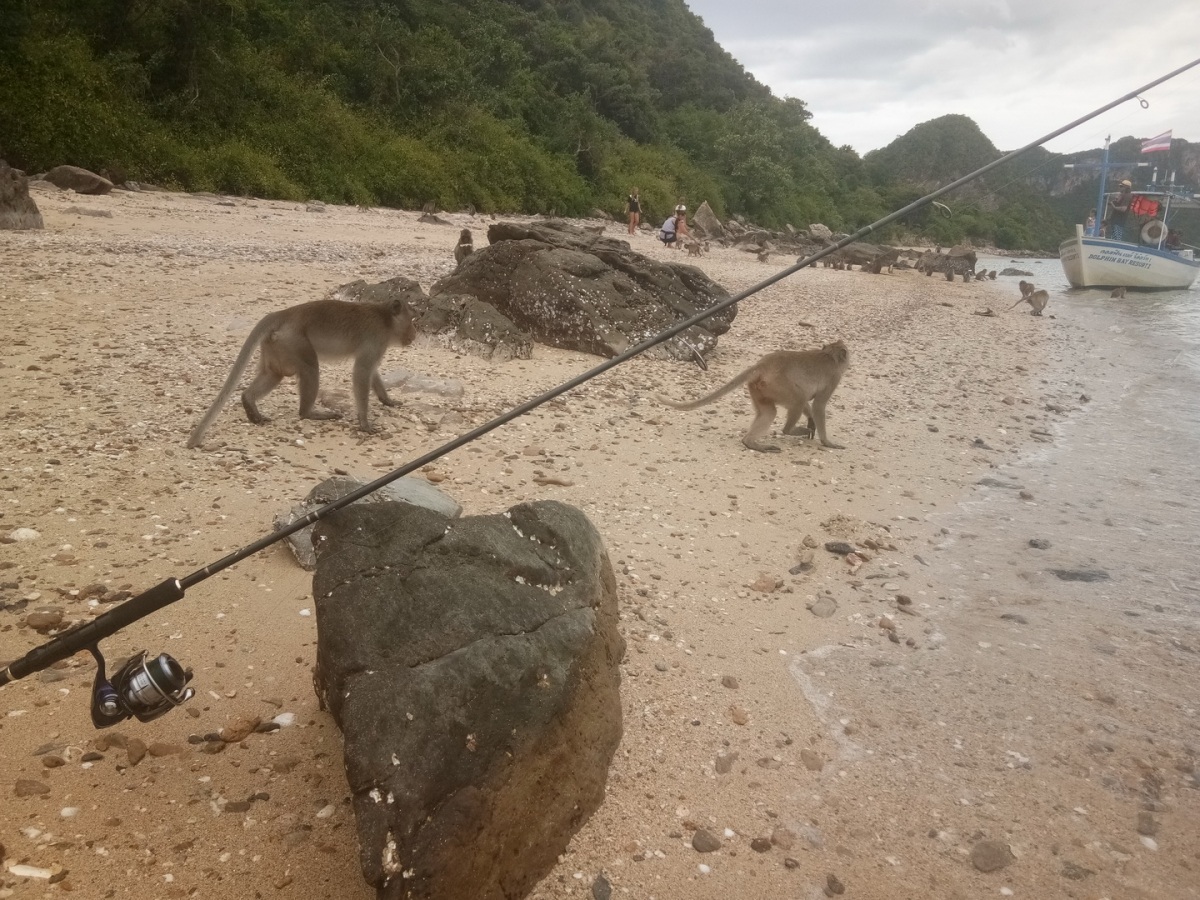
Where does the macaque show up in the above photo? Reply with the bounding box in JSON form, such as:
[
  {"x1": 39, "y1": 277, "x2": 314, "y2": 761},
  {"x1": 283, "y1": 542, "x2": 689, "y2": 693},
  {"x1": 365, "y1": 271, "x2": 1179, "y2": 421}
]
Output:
[
  {"x1": 657, "y1": 341, "x2": 850, "y2": 452},
  {"x1": 454, "y1": 228, "x2": 474, "y2": 265},
  {"x1": 186, "y1": 298, "x2": 417, "y2": 448}
]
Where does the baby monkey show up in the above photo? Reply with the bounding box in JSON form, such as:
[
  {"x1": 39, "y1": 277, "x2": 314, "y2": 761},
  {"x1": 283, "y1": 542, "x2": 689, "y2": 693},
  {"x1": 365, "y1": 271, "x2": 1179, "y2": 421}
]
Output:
[
  {"x1": 657, "y1": 340, "x2": 850, "y2": 452},
  {"x1": 186, "y1": 297, "x2": 417, "y2": 448}
]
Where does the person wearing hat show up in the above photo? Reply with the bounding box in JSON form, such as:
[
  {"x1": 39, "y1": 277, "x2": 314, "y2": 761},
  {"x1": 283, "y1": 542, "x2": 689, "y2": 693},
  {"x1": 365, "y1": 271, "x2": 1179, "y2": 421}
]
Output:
[
  {"x1": 673, "y1": 203, "x2": 689, "y2": 249},
  {"x1": 1108, "y1": 179, "x2": 1134, "y2": 241}
]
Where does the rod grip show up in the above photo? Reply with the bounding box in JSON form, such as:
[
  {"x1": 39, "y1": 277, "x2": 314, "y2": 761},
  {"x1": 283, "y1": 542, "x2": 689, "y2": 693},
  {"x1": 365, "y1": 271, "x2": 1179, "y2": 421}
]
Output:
[{"x1": 0, "y1": 578, "x2": 184, "y2": 685}]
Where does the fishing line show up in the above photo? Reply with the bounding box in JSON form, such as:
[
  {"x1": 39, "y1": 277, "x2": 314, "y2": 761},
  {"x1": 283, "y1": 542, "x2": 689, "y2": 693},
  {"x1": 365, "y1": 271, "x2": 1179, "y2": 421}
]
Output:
[{"x1": 3, "y1": 55, "x2": 1199, "y2": 725}]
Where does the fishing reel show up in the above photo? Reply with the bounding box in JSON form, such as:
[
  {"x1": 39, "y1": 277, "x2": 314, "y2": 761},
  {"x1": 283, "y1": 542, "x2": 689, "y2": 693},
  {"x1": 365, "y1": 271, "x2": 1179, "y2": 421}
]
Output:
[{"x1": 89, "y1": 646, "x2": 194, "y2": 729}]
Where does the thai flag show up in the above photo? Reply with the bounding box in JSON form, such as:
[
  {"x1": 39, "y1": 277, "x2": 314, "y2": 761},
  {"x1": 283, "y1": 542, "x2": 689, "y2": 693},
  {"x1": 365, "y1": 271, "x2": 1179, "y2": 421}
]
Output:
[{"x1": 1140, "y1": 130, "x2": 1172, "y2": 153}]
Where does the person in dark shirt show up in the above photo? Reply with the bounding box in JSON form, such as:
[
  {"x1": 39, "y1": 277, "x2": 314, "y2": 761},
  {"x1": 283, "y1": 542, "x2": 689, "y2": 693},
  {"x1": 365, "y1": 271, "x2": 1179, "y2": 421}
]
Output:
[
  {"x1": 626, "y1": 188, "x2": 641, "y2": 235},
  {"x1": 1108, "y1": 179, "x2": 1133, "y2": 241}
]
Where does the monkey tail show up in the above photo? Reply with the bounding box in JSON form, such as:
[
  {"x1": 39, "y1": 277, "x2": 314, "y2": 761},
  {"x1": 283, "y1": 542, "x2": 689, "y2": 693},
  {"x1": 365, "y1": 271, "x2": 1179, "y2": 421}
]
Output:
[
  {"x1": 185, "y1": 315, "x2": 278, "y2": 448},
  {"x1": 1008, "y1": 297, "x2": 1026, "y2": 310},
  {"x1": 655, "y1": 367, "x2": 756, "y2": 411}
]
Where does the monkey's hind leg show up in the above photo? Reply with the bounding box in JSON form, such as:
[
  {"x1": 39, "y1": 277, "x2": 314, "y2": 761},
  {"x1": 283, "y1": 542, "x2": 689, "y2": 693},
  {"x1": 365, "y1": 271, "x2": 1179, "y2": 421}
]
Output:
[
  {"x1": 241, "y1": 368, "x2": 283, "y2": 424},
  {"x1": 742, "y1": 381, "x2": 781, "y2": 452},
  {"x1": 295, "y1": 352, "x2": 340, "y2": 422},
  {"x1": 781, "y1": 401, "x2": 816, "y2": 439}
]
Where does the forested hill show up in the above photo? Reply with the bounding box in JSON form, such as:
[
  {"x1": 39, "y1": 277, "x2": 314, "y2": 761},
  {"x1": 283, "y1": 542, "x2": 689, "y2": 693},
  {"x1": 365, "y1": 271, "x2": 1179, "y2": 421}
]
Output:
[
  {"x1": 2, "y1": 1, "x2": 1188, "y2": 252},
  {"x1": 0, "y1": 0, "x2": 881, "y2": 231}
]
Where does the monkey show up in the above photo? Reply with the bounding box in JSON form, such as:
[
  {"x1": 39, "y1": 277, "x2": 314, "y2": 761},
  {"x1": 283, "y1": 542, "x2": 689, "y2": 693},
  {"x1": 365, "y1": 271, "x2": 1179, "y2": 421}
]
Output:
[
  {"x1": 757, "y1": 249, "x2": 771, "y2": 263},
  {"x1": 686, "y1": 241, "x2": 703, "y2": 258},
  {"x1": 988, "y1": 270, "x2": 997, "y2": 280},
  {"x1": 1009, "y1": 287, "x2": 1049, "y2": 316},
  {"x1": 656, "y1": 340, "x2": 850, "y2": 452},
  {"x1": 186, "y1": 298, "x2": 417, "y2": 448},
  {"x1": 454, "y1": 228, "x2": 474, "y2": 265},
  {"x1": 1111, "y1": 286, "x2": 1127, "y2": 299},
  {"x1": 1017, "y1": 280, "x2": 1034, "y2": 300}
]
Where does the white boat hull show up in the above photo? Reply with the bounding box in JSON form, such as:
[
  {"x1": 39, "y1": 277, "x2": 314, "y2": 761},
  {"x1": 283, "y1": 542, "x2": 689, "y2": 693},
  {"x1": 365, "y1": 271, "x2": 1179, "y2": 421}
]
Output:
[{"x1": 1059, "y1": 226, "x2": 1200, "y2": 290}]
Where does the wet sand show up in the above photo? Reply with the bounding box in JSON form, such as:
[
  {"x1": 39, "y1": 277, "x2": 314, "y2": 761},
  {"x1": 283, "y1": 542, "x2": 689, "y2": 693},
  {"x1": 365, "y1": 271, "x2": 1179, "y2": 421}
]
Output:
[{"x1": 1, "y1": 188, "x2": 1197, "y2": 899}]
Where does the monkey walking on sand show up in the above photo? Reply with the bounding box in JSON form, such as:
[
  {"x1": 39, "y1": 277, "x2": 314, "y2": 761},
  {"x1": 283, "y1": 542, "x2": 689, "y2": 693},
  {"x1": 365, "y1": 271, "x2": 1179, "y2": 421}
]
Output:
[
  {"x1": 656, "y1": 340, "x2": 850, "y2": 452},
  {"x1": 1111, "y1": 286, "x2": 1127, "y2": 299},
  {"x1": 186, "y1": 297, "x2": 417, "y2": 448},
  {"x1": 454, "y1": 228, "x2": 474, "y2": 265}
]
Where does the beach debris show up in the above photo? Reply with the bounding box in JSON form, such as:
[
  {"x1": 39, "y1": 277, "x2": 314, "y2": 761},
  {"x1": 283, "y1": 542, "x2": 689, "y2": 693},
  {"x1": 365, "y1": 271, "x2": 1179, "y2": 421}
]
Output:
[{"x1": 973, "y1": 308, "x2": 998, "y2": 317}]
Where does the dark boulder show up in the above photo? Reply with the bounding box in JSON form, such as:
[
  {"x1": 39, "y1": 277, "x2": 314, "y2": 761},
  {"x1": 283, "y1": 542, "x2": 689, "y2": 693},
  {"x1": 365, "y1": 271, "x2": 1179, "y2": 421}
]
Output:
[
  {"x1": 313, "y1": 500, "x2": 624, "y2": 900},
  {"x1": 0, "y1": 161, "x2": 43, "y2": 230},
  {"x1": 42, "y1": 165, "x2": 113, "y2": 195},
  {"x1": 431, "y1": 219, "x2": 736, "y2": 360}
]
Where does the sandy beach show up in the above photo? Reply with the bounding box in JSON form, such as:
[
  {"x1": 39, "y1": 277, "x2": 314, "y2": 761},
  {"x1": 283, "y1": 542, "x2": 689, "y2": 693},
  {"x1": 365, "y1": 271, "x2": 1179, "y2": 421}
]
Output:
[{"x1": 2, "y1": 187, "x2": 1197, "y2": 900}]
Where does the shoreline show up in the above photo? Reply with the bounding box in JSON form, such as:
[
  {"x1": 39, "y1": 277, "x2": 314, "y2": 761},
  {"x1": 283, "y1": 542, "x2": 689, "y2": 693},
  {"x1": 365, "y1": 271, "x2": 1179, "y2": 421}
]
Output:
[{"x1": 2, "y1": 187, "x2": 1188, "y2": 899}]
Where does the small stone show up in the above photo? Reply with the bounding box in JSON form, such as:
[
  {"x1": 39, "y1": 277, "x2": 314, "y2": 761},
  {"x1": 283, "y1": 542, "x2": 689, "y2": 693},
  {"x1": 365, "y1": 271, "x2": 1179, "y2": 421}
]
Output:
[
  {"x1": 8, "y1": 527, "x2": 41, "y2": 542},
  {"x1": 1019, "y1": 490, "x2": 1034, "y2": 500},
  {"x1": 971, "y1": 839, "x2": 1014, "y2": 872},
  {"x1": 1000, "y1": 613, "x2": 1029, "y2": 624},
  {"x1": 1028, "y1": 538, "x2": 1051, "y2": 549},
  {"x1": 878, "y1": 616, "x2": 896, "y2": 631},
  {"x1": 41, "y1": 755, "x2": 66, "y2": 768},
  {"x1": 802, "y1": 535, "x2": 819, "y2": 549},
  {"x1": 1061, "y1": 861, "x2": 1094, "y2": 880},
  {"x1": 729, "y1": 706, "x2": 749, "y2": 726},
  {"x1": 715, "y1": 752, "x2": 738, "y2": 774},
  {"x1": 274, "y1": 876, "x2": 293, "y2": 890},
  {"x1": 654, "y1": 661, "x2": 668, "y2": 672},
  {"x1": 1136, "y1": 811, "x2": 1159, "y2": 836},
  {"x1": 800, "y1": 748, "x2": 824, "y2": 772},
  {"x1": 220, "y1": 714, "x2": 261, "y2": 742},
  {"x1": 771, "y1": 826, "x2": 796, "y2": 850},
  {"x1": 824, "y1": 541, "x2": 856, "y2": 555},
  {"x1": 749, "y1": 574, "x2": 779, "y2": 593},
  {"x1": 14, "y1": 779, "x2": 51, "y2": 797},
  {"x1": 807, "y1": 597, "x2": 837, "y2": 618},
  {"x1": 692, "y1": 829, "x2": 722, "y2": 853},
  {"x1": 24, "y1": 609, "x2": 64, "y2": 632},
  {"x1": 721, "y1": 675, "x2": 739, "y2": 690},
  {"x1": 81, "y1": 752, "x2": 103, "y2": 762},
  {"x1": 126, "y1": 738, "x2": 148, "y2": 766},
  {"x1": 223, "y1": 800, "x2": 253, "y2": 813},
  {"x1": 784, "y1": 857, "x2": 800, "y2": 869},
  {"x1": 825, "y1": 873, "x2": 846, "y2": 896},
  {"x1": 148, "y1": 742, "x2": 186, "y2": 757},
  {"x1": 750, "y1": 838, "x2": 771, "y2": 853},
  {"x1": 1050, "y1": 568, "x2": 1109, "y2": 582},
  {"x1": 591, "y1": 873, "x2": 612, "y2": 900}
]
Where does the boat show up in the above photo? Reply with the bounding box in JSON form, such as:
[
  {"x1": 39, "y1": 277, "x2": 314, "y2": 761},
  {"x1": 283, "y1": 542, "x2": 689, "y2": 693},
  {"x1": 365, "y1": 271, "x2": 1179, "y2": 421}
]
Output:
[{"x1": 1058, "y1": 138, "x2": 1200, "y2": 290}]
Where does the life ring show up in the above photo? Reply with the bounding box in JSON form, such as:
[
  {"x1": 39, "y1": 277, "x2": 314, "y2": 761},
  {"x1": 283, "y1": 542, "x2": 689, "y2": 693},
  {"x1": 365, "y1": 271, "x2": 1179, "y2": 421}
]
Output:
[{"x1": 1141, "y1": 219, "x2": 1167, "y2": 244}]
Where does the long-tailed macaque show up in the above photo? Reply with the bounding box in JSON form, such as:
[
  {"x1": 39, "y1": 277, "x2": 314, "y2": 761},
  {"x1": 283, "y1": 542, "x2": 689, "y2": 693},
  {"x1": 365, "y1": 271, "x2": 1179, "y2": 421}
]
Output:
[
  {"x1": 1111, "y1": 286, "x2": 1127, "y2": 299},
  {"x1": 454, "y1": 228, "x2": 474, "y2": 265},
  {"x1": 186, "y1": 298, "x2": 417, "y2": 448},
  {"x1": 657, "y1": 340, "x2": 850, "y2": 452},
  {"x1": 1009, "y1": 287, "x2": 1049, "y2": 316}
]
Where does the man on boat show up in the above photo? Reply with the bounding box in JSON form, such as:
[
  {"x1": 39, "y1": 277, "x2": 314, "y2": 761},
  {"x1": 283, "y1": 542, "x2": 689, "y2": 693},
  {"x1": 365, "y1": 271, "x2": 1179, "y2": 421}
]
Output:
[{"x1": 1108, "y1": 179, "x2": 1133, "y2": 240}]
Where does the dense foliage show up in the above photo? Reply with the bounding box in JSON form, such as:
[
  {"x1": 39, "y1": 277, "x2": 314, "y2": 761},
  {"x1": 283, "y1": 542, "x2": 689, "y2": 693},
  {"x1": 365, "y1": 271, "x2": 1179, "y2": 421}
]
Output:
[{"x1": 4, "y1": 0, "x2": 1151, "y2": 252}]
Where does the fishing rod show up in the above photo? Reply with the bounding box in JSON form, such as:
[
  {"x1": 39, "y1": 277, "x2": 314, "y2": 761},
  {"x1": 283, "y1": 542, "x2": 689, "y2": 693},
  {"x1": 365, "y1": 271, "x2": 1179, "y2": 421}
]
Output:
[{"x1": 3, "y1": 55, "x2": 1199, "y2": 728}]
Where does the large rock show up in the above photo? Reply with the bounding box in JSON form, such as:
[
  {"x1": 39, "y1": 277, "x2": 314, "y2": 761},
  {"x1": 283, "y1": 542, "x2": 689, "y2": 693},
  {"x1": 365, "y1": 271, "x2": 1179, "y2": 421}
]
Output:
[
  {"x1": 42, "y1": 165, "x2": 113, "y2": 195},
  {"x1": 691, "y1": 201, "x2": 725, "y2": 240},
  {"x1": 274, "y1": 475, "x2": 462, "y2": 570},
  {"x1": 431, "y1": 219, "x2": 736, "y2": 360},
  {"x1": 809, "y1": 223, "x2": 834, "y2": 241},
  {"x1": 313, "y1": 500, "x2": 624, "y2": 900},
  {"x1": 0, "y1": 161, "x2": 43, "y2": 230}
]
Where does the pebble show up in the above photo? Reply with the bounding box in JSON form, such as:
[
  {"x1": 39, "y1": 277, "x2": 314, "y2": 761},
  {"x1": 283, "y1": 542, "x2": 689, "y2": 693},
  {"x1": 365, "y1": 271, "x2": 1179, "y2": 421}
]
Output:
[
  {"x1": 691, "y1": 829, "x2": 722, "y2": 853},
  {"x1": 41, "y1": 756, "x2": 66, "y2": 769},
  {"x1": 770, "y1": 826, "x2": 797, "y2": 850},
  {"x1": 825, "y1": 873, "x2": 846, "y2": 896},
  {"x1": 591, "y1": 873, "x2": 612, "y2": 900},
  {"x1": 1136, "y1": 811, "x2": 1159, "y2": 836},
  {"x1": 220, "y1": 714, "x2": 261, "y2": 742},
  {"x1": 24, "y1": 609, "x2": 64, "y2": 632},
  {"x1": 714, "y1": 752, "x2": 738, "y2": 774},
  {"x1": 750, "y1": 838, "x2": 771, "y2": 853},
  {"x1": 800, "y1": 748, "x2": 824, "y2": 772},
  {"x1": 824, "y1": 541, "x2": 856, "y2": 555},
  {"x1": 14, "y1": 779, "x2": 51, "y2": 798},
  {"x1": 721, "y1": 675, "x2": 739, "y2": 689},
  {"x1": 807, "y1": 597, "x2": 838, "y2": 618},
  {"x1": 1028, "y1": 538, "x2": 1051, "y2": 549},
  {"x1": 728, "y1": 706, "x2": 749, "y2": 725},
  {"x1": 654, "y1": 662, "x2": 668, "y2": 672},
  {"x1": 126, "y1": 738, "x2": 148, "y2": 766},
  {"x1": 8, "y1": 528, "x2": 41, "y2": 542},
  {"x1": 971, "y1": 839, "x2": 1014, "y2": 872}
]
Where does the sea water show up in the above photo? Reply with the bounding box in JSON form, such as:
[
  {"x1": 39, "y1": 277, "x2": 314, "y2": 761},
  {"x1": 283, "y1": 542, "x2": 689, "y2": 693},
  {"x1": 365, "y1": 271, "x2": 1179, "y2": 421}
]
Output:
[{"x1": 966, "y1": 255, "x2": 1200, "y2": 611}]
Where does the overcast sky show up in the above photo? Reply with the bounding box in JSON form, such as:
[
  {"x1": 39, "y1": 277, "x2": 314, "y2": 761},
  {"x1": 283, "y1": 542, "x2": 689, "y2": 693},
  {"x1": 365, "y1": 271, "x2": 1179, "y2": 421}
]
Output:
[{"x1": 684, "y1": 0, "x2": 1200, "y2": 157}]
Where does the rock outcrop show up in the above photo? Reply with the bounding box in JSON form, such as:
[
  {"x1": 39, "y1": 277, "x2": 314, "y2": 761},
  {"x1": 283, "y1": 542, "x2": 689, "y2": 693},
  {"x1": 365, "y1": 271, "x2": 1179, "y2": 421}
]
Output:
[
  {"x1": 430, "y1": 219, "x2": 736, "y2": 360},
  {"x1": 42, "y1": 165, "x2": 113, "y2": 195},
  {"x1": 691, "y1": 201, "x2": 726, "y2": 240},
  {"x1": 313, "y1": 499, "x2": 624, "y2": 900},
  {"x1": 0, "y1": 161, "x2": 43, "y2": 230}
]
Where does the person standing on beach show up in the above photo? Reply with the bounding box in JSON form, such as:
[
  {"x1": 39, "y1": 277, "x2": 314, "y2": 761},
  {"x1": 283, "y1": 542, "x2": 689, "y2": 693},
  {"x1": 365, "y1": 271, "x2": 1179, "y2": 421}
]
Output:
[
  {"x1": 626, "y1": 188, "x2": 641, "y2": 235},
  {"x1": 1108, "y1": 180, "x2": 1133, "y2": 241},
  {"x1": 673, "y1": 204, "x2": 689, "y2": 249}
]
